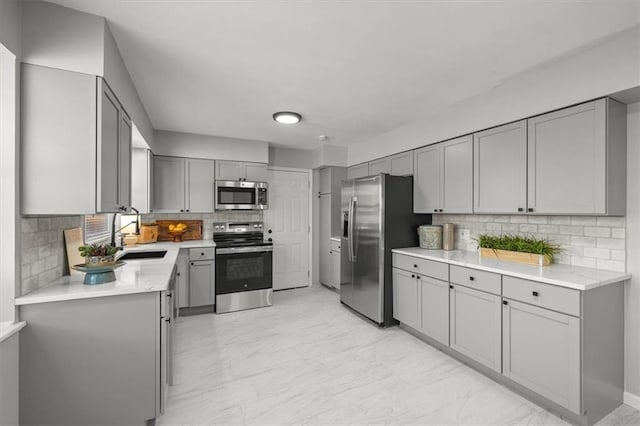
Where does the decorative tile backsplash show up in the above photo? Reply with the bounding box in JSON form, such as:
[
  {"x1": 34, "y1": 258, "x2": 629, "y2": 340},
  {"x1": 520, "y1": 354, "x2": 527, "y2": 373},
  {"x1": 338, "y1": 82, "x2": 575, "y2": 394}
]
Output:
[
  {"x1": 432, "y1": 215, "x2": 626, "y2": 272},
  {"x1": 140, "y1": 211, "x2": 263, "y2": 239},
  {"x1": 21, "y1": 216, "x2": 83, "y2": 295}
]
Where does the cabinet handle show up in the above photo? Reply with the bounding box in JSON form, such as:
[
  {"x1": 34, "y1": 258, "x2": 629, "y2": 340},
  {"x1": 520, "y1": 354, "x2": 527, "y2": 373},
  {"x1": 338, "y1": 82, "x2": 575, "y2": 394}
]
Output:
[
  {"x1": 416, "y1": 275, "x2": 420, "y2": 280},
  {"x1": 201, "y1": 252, "x2": 205, "y2": 256},
  {"x1": 165, "y1": 318, "x2": 171, "y2": 323},
  {"x1": 180, "y1": 209, "x2": 184, "y2": 212},
  {"x1": 433, "y1": 209, "x2": 437, "y2": 213},
  {"x1": 439, "y1": 209, "x2": 443, "y2": 212},
  {"x1": 532, "y1": 291, "x2": 539, "y2": 297},
  {"x1": 469, "y1": 276, "x2": 475, "y2": 281},
  {"x1": 449, "y1": 285, "x2": 453, "y2": 289},
  {"x1": 517, "y1": 207, "x2": 524, "y2": 212},
  {"x1": 528, "y1": 208, "x2": 534, "y2": 212},
  {"x1": 413, "y1": 264, "x2": 417, "y2": 268},
  {"x1": 411, "y1": 274, "x2": 415, "y2": 278},
  {"x1": 190, "y1": 262, "x2": 194, "y2": 266},
  {"x1": 186, "y1": 209, "x2": 190, "y2": 212},
  {"x1": 503, "y1": 300, "x2": 508, "y2": 305}
]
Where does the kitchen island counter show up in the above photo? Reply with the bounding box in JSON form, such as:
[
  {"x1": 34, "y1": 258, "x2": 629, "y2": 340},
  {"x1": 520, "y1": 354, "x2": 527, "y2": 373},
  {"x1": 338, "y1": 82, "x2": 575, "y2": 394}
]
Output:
[
  {"x1": 392, "y1": 247, "x2": 630, "y2": 291},
  {"x1": 16, "y1": 240, "x2": 215, "y2": 306}
]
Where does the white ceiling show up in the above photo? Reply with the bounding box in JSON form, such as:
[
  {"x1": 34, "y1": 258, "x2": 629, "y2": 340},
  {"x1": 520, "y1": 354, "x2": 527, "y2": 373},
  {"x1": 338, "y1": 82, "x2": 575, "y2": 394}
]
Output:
[{"x1": 45, "y1": 0, "x2": 640, "y2": 150}]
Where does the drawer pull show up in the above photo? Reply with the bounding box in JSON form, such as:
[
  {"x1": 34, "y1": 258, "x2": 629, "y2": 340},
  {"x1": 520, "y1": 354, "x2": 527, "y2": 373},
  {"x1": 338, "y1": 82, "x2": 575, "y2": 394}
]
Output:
[
  {"x1": 413, "y1": 264, "x2": 418, "y2": 268},
  {"x1": 469, "y1": 276, "x2": 475, "y2": 281},
  {"x1": 411, "y1": 274, "x2": 415, "y2": 278},
  {"x1": 449, "y1": 285, "x2": 453, "y2": 289},
  {"x1": 503, "y1": 300, "x2": 508, "y2": 305},
  {"x1": 532, "y1": 291, "x2": 539, "y2": 297}
]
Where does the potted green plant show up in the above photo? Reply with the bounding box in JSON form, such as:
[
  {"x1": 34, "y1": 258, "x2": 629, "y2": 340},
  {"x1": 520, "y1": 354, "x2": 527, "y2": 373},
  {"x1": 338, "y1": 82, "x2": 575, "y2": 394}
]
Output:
[
  {"x1": 79, "y1": 243, "x2": 119, "y2": 267},
  {"x1": 476, "y1": 234, "x2": 560, "y2": 266}
]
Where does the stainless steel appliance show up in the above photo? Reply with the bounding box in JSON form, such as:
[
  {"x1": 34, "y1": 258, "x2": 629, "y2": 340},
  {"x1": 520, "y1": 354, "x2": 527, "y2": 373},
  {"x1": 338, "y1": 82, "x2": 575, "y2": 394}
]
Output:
[
  {"x1": 341, "y1": 174, "x2": 431, "y2": 327},
  {"x1": 214, "y1": 180, "x2": 268, "y2": 210},
  {"x1": 214, "y1": 222, "x2": 273, "y2": 313}
]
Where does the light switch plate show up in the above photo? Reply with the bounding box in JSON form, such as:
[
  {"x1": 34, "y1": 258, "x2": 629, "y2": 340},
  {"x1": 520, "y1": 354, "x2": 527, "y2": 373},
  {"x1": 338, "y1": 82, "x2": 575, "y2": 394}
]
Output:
[{"x1": 459, "y1": 229, "x2": 470, "y2": 241}]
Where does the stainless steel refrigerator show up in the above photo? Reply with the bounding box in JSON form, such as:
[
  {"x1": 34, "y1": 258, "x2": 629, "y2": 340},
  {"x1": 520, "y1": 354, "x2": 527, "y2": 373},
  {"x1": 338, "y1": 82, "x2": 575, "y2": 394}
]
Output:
[{"x1": 340, "y1": 174, "x2": 431, "y2": 327}]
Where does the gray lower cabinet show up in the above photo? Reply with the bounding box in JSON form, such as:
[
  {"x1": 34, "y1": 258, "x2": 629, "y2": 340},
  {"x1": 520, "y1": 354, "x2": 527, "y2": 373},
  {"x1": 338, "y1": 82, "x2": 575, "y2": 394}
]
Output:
[
  {"x1": 20, "y1": 292, "x2": 164, "y2": 425},
  {"x1": 449, "y1": 284, "x2": 501, "y2": 372},
  {"x1": 502, "y1": 298, "x2": 581, "y2": 413},
  {"x1": 176, "y1": 249, "x2": 190, "y2": 308},
  {"x1": 392, "y1": 267, "x2": 419, "y2": 329},
  {"x1": 188, "y1": 248, "x2": 215, "y2": 307},
  {"x1": 418, "y1": 275, "x2": 449, "y2": 346}
]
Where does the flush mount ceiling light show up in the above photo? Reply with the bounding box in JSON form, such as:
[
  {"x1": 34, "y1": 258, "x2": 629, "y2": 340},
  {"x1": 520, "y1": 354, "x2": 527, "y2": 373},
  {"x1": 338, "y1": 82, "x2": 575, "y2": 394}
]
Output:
[{"x1": 273, "y1": 111, "x2": 302, "y2": 124}]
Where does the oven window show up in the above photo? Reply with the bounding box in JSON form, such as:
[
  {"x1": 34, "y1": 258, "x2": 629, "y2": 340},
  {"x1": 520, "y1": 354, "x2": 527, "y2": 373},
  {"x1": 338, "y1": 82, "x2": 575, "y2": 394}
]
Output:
[
  {"x1": 227, "y1": 257, "x2": 264, "y2": 281},
  {"x1": 218, "y1": 187, "x2": 255, "y2": 205}
]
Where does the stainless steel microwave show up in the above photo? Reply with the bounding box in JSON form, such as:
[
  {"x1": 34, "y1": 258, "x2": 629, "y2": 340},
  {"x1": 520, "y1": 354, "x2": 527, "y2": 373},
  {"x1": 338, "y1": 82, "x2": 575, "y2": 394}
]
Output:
[{"x1": 214, "y1": 180, "x2": 268, "y2": 210}]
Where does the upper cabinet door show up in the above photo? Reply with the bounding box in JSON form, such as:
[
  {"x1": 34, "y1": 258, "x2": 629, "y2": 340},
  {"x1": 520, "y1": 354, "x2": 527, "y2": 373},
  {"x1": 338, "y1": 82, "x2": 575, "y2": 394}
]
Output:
[
  {"x1": 118, "y1": 111, "x2": 132, "y2": 210},
  {"x1": 474, "y1": 120, "x2": 527, "y2": 214},
  {"x1": 347, "y1": 163, "x2": 370, "y2": 180},
  {"x1": 368, "y1": 157, "x2": 391, "y2": 175},
  {"x1": 389, "y1": 151, "x2": 414, "y2": 176},
  {"x1": 215, "y1": 161, "x2": 244, "y2": 181},
  {"x1": 244, "y1": 162, "x2": 268, "y2": 181},
  {"x1": 97, "y1": 81, "x2": 121, "y2": 213},
  {"x1": 413, "y1": 145, "x2": 440, "y2": 213},
  {"x1": 527, "y1": 99, "x2": 617, "y2": 215},
  {"x1": 153, "y1": 156, "x2": 185, "y2": 213},
  {"x1": 441, "y1": 136, "x2": 473, "y2": 214},
  {"x1": 185, "y1": 159, "x2": 214, "y2": 212}
]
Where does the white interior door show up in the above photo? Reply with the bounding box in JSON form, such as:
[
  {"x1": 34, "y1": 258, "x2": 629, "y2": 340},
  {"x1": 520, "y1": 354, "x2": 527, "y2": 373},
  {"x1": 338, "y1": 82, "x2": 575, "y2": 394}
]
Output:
[{"x1": 264, "y1": 168, "x2": 311, "y2": 290}]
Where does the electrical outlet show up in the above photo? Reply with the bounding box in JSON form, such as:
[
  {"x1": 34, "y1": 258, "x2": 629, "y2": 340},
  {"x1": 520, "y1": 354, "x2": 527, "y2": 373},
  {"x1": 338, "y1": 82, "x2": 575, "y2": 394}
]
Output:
[{"x1": 459, "y1": 229, "x2": 470, "y2": 241}]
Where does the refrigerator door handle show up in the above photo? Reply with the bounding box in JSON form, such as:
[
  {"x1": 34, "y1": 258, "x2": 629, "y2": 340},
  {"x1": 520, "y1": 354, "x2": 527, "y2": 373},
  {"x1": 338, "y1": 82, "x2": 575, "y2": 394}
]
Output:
[{"x1": 350, "y1": 197, "x2": 357, "y2": 261}]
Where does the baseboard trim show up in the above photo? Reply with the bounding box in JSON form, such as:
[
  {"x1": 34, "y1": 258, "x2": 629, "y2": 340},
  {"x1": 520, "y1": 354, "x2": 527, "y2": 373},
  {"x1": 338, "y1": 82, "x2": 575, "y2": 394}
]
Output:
[{"x1": 624, "y1": 391, "x2": 640, "y2": 410}]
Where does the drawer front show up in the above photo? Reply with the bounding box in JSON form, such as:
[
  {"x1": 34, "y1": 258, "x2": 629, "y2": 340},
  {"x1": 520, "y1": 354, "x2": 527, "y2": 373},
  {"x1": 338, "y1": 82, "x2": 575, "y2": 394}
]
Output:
[
  {"x1": 392, "y1": 253, "x2": 449, "y2": 281},
  {"x1": 450, "y1": 265, "x2": 501, "y2": 295},
  {"x1": 503, "y1": 276, "x2": 580, "y2": 317},
  {"x1": 189, "y1": 247, "x2": 214, "y2": 261},
  {"x1": 330, "y1": 239, "x2": 341, "y2": 252}
]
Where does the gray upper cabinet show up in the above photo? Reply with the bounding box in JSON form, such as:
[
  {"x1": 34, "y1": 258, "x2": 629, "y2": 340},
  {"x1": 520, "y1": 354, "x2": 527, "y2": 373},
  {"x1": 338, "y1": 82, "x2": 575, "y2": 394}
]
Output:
[
  {"x1": 215, "y1": 160, "x2": 267, "y2": 181},
  {"x1": 527, "y1": 98, "x2": 626, "y2": 215},
  {"x1": 131, "y1": 148, "x2": 153, "y2": 214},
  {"x1": 369, "y1": 151, "x2": 414, "y2": 176},
  {"x1": 347, "y1": 162, "x2": 370, "y2": 180},
  {"x1": 414, "y1": 135, "x2": 472, "y2": 214},
  {"x1": 154, "y1": 156, "x2": 215, "y2": 213},
  {"x1": 22, "y1": 64, "x2": 132, "y2": 214},
  {"x1": 413, "y1": 145, "x2": 440, "y2": 213},
  {"x1": 474, "y1": 120, "x2": 527, "y2": 214}
]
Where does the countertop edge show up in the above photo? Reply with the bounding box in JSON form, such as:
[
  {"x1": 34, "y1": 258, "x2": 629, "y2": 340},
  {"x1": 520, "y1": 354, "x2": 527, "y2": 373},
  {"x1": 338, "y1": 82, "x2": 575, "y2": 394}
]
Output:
[
  {"x1": 392, "y1": 248, "x2": 631, "y2": 291},
  {"x1": 0, "y1": 321, "x2": 26, "y2": 343}
]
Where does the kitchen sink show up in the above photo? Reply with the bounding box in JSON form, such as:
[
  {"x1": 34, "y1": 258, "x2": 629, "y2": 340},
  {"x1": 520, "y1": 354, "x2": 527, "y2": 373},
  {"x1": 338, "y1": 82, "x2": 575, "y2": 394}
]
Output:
[{"x1": 119, "y1": 250, "x2": 167, "y2": 260}]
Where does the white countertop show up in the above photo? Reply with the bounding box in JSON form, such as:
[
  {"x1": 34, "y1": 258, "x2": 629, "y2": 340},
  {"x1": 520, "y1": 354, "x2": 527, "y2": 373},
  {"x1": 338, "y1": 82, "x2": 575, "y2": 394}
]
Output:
[
  {"x1": 16, "y1": 240, "x2": 215, "y2": 306},
  {"x1": 330, "y1": 236, "x2": 341, "y2": 242},
  {"x1": 392, "y1": 247, "x2": 630, "y2": 291},
  {"x1": 0, "y1": 321, "x2": 26, "y2": 343}
]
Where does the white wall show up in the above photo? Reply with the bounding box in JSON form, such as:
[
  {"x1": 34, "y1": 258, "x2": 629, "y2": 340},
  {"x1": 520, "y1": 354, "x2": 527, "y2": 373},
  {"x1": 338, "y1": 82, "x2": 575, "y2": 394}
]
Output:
[
  {"x1": 269, "y1": 146, "x2": 315, "y2": 169},
  {"x1": 103, "y1": 24, "x2": 155, "y2": 148},
  {"x1": 154, "y1": 130, "x2": 268, "y2": 162},
  {"x1": 625, "y1": 102, "x2": 640, "y2": 398},
  {"x1": 21, "y1": 1, "x2": 104, "y2": 76},
  {"x1": 348, "y1": 26, "x2": 640, "y2": 165}
]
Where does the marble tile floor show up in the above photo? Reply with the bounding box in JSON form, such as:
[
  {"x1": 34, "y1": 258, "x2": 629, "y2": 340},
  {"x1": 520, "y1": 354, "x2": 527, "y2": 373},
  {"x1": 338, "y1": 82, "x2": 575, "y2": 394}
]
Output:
[{"x1": 158, "y1": 284, "x2": 640, "y2": 426}]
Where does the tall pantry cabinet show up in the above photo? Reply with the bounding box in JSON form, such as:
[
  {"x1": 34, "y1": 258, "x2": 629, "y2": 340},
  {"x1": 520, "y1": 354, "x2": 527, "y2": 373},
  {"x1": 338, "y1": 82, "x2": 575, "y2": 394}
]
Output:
[{"x1": 318, "y1": 167, "x2": 346, "y2": 288}]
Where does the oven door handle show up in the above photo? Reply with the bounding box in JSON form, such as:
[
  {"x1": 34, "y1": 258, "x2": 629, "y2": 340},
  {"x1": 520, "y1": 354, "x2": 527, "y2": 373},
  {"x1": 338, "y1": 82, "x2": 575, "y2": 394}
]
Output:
[{"x1": 216, "y1": 246, "x2": 273, "y2": 254}]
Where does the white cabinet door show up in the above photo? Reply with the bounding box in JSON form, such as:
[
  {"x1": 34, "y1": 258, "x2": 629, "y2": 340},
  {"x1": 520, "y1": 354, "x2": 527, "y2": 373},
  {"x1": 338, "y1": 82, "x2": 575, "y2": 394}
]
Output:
[
  {"x1": 185, "y1": 158, "x2": 214, "y2": 212},
  {"x1": 153, "y1": 156, "x2": 185, "y2": 213},
  {"x1": 441, "y1": 136, "x2": 472, "y2": 213},
  {"x1": 419, "y1": 275, "x2": 449, "y2": 345},
  {"x1": 347, "y1": 163, "x2": 370, "y2": 180},
  {"x1": 449, "y1": 284, "x2": 501, "y2": 372},
  {"x1": 244, "y1": 162, "x2": 268, "y2": 181},
  {"x1": 118, "y1": 111, "x2": 132, "y2": 210},
  {"x1": 97, "y1": 81, "x2": 121, "y2": 213},
  {"x1": 331, "y1": 249, "x2": 341, "y2": 289},
  {"x1": 392, "y1": 268, "x2": 419, "y2": 329},
  {"x1": 474, "y1": 120, "x2": 527, "y2": 214},
  {"x1": 503, "y1": 299, "x2": 581, "y2": 413},
  {"x1": 369, "y1": 157, "x2": 391, "y2": 175},
  {"x1": 215, "y1": 160, "x2": 244, "y2": 181},
  {"x1": 528, "y1": 99, "x2": 606, "y2": 215},
  {"x1": 318, "y1": 194, "x2": 332, "y2": 286},
  {"x1": 413, "y1": 145, "x2": 440, "y2": 213},
  {"x1": 390, "y1": 151, "x2": 414, "y2": 176},
  {"x1": 189, "y1": 261, "x2": 213, "y2": 307}
]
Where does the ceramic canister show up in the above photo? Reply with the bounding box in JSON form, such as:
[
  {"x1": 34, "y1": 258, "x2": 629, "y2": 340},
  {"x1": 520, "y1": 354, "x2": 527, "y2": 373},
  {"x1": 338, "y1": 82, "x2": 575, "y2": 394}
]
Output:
[{"x1": 418, "y1": 225, "x2": 443, "y2": 249}]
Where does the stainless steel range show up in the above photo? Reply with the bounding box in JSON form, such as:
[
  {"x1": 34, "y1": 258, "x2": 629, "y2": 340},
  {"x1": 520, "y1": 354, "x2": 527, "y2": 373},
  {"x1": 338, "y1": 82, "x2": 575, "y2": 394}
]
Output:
[{"x1": 213, "y1": 222, "x2": 273, "y2": 313}]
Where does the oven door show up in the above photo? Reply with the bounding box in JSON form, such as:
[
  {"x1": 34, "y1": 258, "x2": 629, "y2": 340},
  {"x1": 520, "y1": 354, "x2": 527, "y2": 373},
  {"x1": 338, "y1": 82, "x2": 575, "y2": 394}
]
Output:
[{"x1": 215, "y1": 246, "x2": 273, "y2": 294}]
